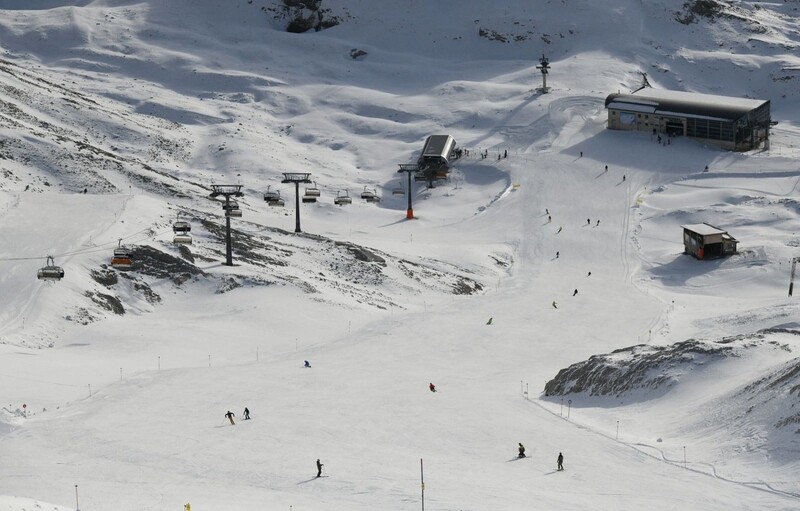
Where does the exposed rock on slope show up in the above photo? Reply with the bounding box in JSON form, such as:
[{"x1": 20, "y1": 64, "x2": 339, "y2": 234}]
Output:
[{"x1": 543, "y1": 330, "x2": 797, "y2": 399}]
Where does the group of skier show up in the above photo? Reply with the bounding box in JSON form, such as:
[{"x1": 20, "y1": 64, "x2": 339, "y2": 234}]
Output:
[{"x1": 518, "y1": 443, "x2": 565, "y2": 471}]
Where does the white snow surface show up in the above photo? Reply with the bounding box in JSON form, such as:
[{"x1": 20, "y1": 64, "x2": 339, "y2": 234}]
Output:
[{"x1": 0, "y1": 0, "x2": 800, "y2": 509}]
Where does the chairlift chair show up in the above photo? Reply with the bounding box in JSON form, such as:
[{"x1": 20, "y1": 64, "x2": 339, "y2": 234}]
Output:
[
  {"x1": 263, "y1": 185, "x2": 280, "y2": 203},
  {"x1": 173, "y1": 221, "x2": 191, "y2": 234},
  {"x1": 37, "y1": 256, "x2": 65, "y2": 281},
  {"x1": 268, "y1": 191, "x2": 285, "y2": 207},
  {"x1": 302, "y1": 192, "x2": 317, "y2": 203},
  {"x1": 173, "y1": 233, "x2": 193, "y2": 245},
  {"x1": 305, "y1": 182, "x2": 321, "y2": 198},
  {"x1": 360, "y1": 186, "x2": 376, "y2": 200},
  {"x1": 111, "y1": 240, "x2": 133, "y2": 269},
  {"x1": 334, "y1": 190, "x2": 352, "y2": 206},
  {"x1": 392, "y1": 181, "x2": 405, "y2": 196},
  {"x1": 223, "y1": 200, "x2": 242, "y2": 217}
]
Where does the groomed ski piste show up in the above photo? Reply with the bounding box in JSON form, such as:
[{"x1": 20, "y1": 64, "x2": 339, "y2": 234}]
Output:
[{"x1": 1, "y1": 0, "x2": 800, "y2": 509}]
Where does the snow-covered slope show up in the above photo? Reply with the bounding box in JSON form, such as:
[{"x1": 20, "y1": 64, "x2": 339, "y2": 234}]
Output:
[{"x1": 1, "y1": 0, "x2": 800, "y2": 509}]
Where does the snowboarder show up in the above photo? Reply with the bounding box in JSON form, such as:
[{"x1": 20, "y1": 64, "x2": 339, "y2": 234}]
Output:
[
  {"x1": 552, "y1": 301, "x2": 558, "y2": 309},
  {"x1": 316, "y1": 459, "x2": 324, "y2": 477},
  {"x1": 573, "y1": 289, "x2": 578, "y2": 296},
  {"x1": 304, "y1": 360, "x2": 311, "y2": 368},
  {"x1": 225, "y1": 410, "x2": 235, "y2": 425},
  {"x1": 557, "y1": 452, "x2": 564, "y2": 471},
  {"x1": 243, "y1": 407, "x2": 250, "y2": 420},
  {"x1": 518, "y1": 443, "x2": 526, "y2": 458},
  {"x1": 429, "y1": 383, "x2": 437, "y2": 392}
]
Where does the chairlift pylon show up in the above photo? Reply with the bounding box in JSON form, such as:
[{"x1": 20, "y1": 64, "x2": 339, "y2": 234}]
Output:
[{"x1": 37, "y1": 255, "x2": 65, "y2": 281}]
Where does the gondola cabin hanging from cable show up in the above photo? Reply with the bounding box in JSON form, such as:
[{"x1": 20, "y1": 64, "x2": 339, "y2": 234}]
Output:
[
  {"x1": 111, "y1": 240, "x2": 133, "y2": 269},
  {"x1": 37, "y1": 256, "x2": 64, "y2": 281}
]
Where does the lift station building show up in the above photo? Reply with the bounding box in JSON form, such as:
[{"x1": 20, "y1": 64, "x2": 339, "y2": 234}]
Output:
[
  {"x1": 605, "y1": 89, "x2": 770, "y2": 151},
  {"x1": 682, "y1": 223, "x2": 738, "y2": 260}
]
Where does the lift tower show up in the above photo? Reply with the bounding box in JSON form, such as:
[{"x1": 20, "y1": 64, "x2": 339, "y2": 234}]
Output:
[
  {"x1": 281, "y1": 172, "x2": 313, "y2": 233},
  {"x1": 536, "y1": 54, "x2": 551, "y2": 93},
  {"x1": 210, "y1": 184, "x2": 244, "y2": 266}
]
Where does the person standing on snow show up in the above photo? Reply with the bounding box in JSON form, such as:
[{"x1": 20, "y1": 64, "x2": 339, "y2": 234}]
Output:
[
  {"x1": 225, "y1": 410, "x2": 235, "y2": 425},
  {"x1": 429, "y1": 383, "x2": 437, "y2": 393},
  {"x1": 573, "y1": 289, "x2": 578, "y2": 296},
  {"x1": 518, "y1": 443, "x2": 526, "y2": 458},
  {"x1": 557, "y1": 452, "x2": 564, "y2": 471},
  {"x1": 316, "y1": 459, "x2": 324, "y2": 477},
  {"x1": 243, "y1": 407, "x2": 250, "y2": 420}
]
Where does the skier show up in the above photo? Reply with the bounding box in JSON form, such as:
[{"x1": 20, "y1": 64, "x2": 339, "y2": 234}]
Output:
[
  {"x1": 573, "y1": 289, "x2": 578, "y2": 296},
  {"x1": 548, "y1": 215, "x2": 552, "y2": 223},
  {"x1": 596, "y1": 219, "x2": 600, "y2": 226},
  {"x1": 545, "y1": 208, "x2": 549, "y2": 215},
  {"x1": 556, "y1": 227, "x2": 563, "y2": 234},
  {"x1": 622, "y1": 174, "x2": 626, "y2": 182},
  {"x1": 304, "y1": 360, "x2": 311, "y2": 368},
  {"x1": 504, "y1": 149, "x2": 508, "y2": 158},
  {"x1": 587, "y1": 218, "x2": 591, "y2": 225},
  {"x1": 552, "y1": 301, "x2": 558, "y2": 309},
  {"x1": 486, "y1": 317, "x2": 493, "y2": 325},
  {"x1": 557, "y1": 452, "x2": 564, "y2": 471},
  {"x1": 316, "y1": 459, "x2": 324, "y2": 477},
  {"x1": 243, "y1": 407, "x2": 250, "y2": 420},
  {"x1": 518, "y1": 443, "x2": 526, "y2": 458},
  {"x1": 556, "y1": 251, "x2": 559, "y2": 258},
  {"x1": 429, "y1": 383, "x2": 437, "y2": 393},
  {"x1": 587, "y1": 271, "x2": 592, "y2": 277},
  {"x1": 225, "y1": 410, "x2": 235, "y2": 425},
  {"x1": 579, "y1": 151, "x2": 583, "y2": 158}
]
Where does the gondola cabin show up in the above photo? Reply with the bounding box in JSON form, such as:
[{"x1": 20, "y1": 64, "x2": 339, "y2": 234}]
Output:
[{"x1": 37, "y1": 256, "x2": 65, "y2": 281}]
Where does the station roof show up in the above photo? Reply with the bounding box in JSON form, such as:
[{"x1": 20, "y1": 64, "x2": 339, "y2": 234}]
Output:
[
  {"x1": 682, "y1": 223, "x2": 727, "y2": 236},
  {"x1": 605, "y1": 89, "x2": 768, "y2": 122}
]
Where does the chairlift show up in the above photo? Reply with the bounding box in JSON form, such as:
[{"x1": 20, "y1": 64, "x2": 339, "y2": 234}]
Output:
[
  {"x1": 223, "y1": 200, "x2": 242, "y2": 217},
  {"x1": 392, "y1": 181, "x2": 405, "y2": 196},
  {"x1": 111, "y1": 239, "x2": 133, "y2": 269},
  {"x1": 305, "y1": 182, "x2": 321, "y2": 198},
  {"x1": 360, "y1": 186, "x2": 376, "y2": 200},
  {"x1": 173, "y1": 221, "x2": 191, "y2": 234},
  {"x1": 334, "y1": 190, "x2": 352, "y2": 206},
  {"x1": 263, "y1": 185, "x2": 280, "y2": 203},
  {"x1": 37, "y1": 255, "x2": 65, "y2": 281},
  {"x1": 173, "y1": 233, "x2": 193, "y2": 245},
  {"x1": 268, "y1": 191, "x2": 285, "y2": 207}
]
